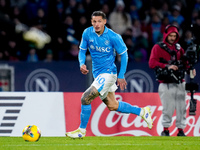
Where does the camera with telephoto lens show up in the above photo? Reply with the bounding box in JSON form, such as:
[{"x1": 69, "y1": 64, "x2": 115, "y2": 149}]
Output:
[
  {"x1": 184, "y1": 42, "x2": 199, "y2": 115},
  {"x1": 183, "y1": 43, "x2": 198, "y2": 66},
  {"x1": 155, "y1": 60, "x2": 185, "y2": 84}
]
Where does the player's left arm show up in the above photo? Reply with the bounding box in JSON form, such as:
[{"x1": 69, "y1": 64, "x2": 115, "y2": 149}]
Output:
[
  {"x1": 112, "y1": 34, "x2": 128, "y2": 90},
  {"x1": 117, "y1": 51, "x2": 128, "y2": 91}
]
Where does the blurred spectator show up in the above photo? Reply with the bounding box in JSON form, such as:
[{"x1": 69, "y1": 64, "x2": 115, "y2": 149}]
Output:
[
  {"x1": 62, "y1": 15, "x2": 79, "y2": 47},
  {"x1": 162, "y1": 16, "x2": 170, "y2": 30},
  {"x1": 31, "y1": 8, "x2": 47, "y2": 31},
  {"x1": 82, "y1": 0, "x2": 101, "y2": 19},
  {"x1": 74, "y1": 15, "x2": 89, "y2": 41},
  {"x1": 64, "y1": 43, "x2": 79, "y2": 60},
  {"x1": 108, "y1": 0, "x2": 132, "y2": 35},
  {"x1": 144, "y1": 6, "x2": 162, "y2": 26},
  {"x1": 133, "y1": 37, "x2": 148, "y2": 62},
  {"x1": 122, "y1": 28, "x2": 134, "y2": 61},
  {"x1": 44, "y1": 49, "x2": 54, "y2": 62},
  {"x1": 194, "y1": 0, "x2": 200, "y2": 11},
  {"x1": 55, "y1": 36, "x2": 66, "y2": 61},
  {"x1": 24, "y1": 0, "x2": 48, "y2": 24},
  {"x1": 0, "y1": 51, "x2": 7, "y2": 61},
  {"x1": 180, "y1": 30, "x2": 193, "y2": 50},
  {"x1": 128, "y1": 0, "x2": 143, "y2": 20},
  {"x1": 174, "y1": 0, "x2": 187, "y2": 16},
  {"x1": 9, "y1": 5, "x2": 25, "y2": 24},
  {"x1": 146, "y1": 13, "x2": 164, "y2": 47},
  {"x1": 158, "y1": 2, "x2": 171, "y2": 18},
  {"x1": 122, "y1": 26, "x2": 148, "y2": 62},
  {"x1": 0, "y1": 0, "x2": 10, "y2": 14},
  {"x1": 167, "y1": 5, "x2": 185, "y2": 26},
  {"x1": 10, "y1": 0, "x2": 27, "y2": 9},
  {"x1": 26, "y1": 45, "x2": 38, "y2": 62},
  {"x1": 76, "y1": 2, "x2": 86, "y2": 17},
  {"x1": 191, "y1": 9, "x2": 199, "y2": 24},
  {"x1": 0, "y1": 0, "x2": 199, "y2": 62},
  {"x1": 6, "y1": 38, "x2": 20, "y2": 61},
  {"x1": 100, "y1": 3, "x2": 111, "y2": 19},
  {"x1": 193, "y1": 16, "x2": 200, "y2": 46},
  {"x1": 56, "y1": 14, "x2": 79, "y2": 60},
  {"x1": 132, "y1": 19, "x2": 148, "y2": 39},
  {"x1": 65, "y1": 0, "x2": 78, "y2": 18},
  {"x1": 132, "y1": 47, "x2": 148, "y2": 62},
  {"x1": 56, "y1": 0, "x2": 64, "y2": 21}
]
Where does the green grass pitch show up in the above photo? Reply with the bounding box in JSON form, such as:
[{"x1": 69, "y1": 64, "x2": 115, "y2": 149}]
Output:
[{"x1": 0, "y1": 136, "x2": 200, "y2": 150}]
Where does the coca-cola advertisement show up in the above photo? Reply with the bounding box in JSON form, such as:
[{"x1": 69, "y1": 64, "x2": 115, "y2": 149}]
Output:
[{"x1": 64, "y1": 93, "x2": 200, "y2": 136}]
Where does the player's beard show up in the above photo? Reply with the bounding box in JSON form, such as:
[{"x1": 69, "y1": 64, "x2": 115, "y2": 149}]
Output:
[
  {"x1": 95, "y1": 30, "x2": 101, "y2": 34},
  {"x1": 95, "y1": 26, "x2": 104, "y2": 35}
]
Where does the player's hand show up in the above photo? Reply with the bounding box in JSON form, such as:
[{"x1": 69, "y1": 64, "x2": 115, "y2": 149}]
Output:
[
  {"x1": 168, "y1": 65, "x2": 178, "y2": 70},
  {"x1": 80, "y1": 65, "x2": 89, "y2": 75},
  {"x1": 117, "y1": 78, "x2": 127, "y2": 91}
]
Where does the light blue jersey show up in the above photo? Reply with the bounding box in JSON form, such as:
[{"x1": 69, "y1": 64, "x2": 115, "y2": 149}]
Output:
[{"x1": 79, "y1": 26, "x2": 127, "y2": 78}]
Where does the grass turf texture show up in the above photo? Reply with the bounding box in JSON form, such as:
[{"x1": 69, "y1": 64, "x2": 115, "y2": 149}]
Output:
[{"x1": 0, "y1": 136, "x2": 200, "y2": 150}]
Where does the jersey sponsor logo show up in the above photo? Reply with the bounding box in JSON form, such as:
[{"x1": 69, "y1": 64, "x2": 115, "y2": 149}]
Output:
[
  {"x1": 25, "y1": 69, "x2": 59, "y2": 92},
  {"x1": 124, "y1": 69, "x2": 154, "y2": 92},
  {"x1": 95, "y1": 46, "x2": 110, "y2": 53}
]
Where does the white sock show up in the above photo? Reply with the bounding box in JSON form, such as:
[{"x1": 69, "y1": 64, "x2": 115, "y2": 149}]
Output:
[
  {"x1": 79, "y1": 128, "x2": 86, "y2": 133},
  {"x1": 139, "y1": 108, "x2": 144, "y2": 116}
]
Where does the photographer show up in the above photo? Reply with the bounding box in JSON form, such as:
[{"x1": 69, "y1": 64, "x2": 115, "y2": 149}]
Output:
[{"x1": 149, "y1": 25, "x2": 196, "y2": 136}]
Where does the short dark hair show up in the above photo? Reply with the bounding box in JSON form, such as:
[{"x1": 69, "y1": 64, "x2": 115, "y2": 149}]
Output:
[{"x1": 91, "y1": 11, "x2": 106, "y2": 19}]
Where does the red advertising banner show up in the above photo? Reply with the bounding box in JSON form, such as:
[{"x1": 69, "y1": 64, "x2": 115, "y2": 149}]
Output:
[{"x1": 64, "y1": 93, "x2": 200, "y2": 136}]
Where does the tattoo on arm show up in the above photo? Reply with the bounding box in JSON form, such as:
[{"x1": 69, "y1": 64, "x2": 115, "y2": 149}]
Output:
[{"x1": 81, "y1": 86, "x2": 99, "y2": 105}]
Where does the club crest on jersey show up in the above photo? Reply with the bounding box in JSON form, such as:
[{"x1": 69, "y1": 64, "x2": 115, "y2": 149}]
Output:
[
  {"x1": 90, "y1": 45, "x2": 95, "y2": 50},
  {"x1": 104, "y1": 40, "x2": 109, "y2": 45},
  {"x1": 89, "y1": 39, "x2": 94, "y2": 42}
]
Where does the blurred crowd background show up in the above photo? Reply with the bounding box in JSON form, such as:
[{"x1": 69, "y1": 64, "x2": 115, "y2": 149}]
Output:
[{"x1": 0, "y1": 0, "x2": 200, "y2": 63}]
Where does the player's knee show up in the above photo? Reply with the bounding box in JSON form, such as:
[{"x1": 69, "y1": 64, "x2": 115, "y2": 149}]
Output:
[
  {"x1": 81, "y1": 93, "x2": 87, "y2": 105},
  {"x1": 81, "y1": 92, "x2": 92, "y2": 105}
]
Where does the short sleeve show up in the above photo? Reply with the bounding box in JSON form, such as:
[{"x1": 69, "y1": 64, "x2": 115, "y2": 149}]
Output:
[{"x1": 112, "y1": 34, "x2": 127, "y2": 55}]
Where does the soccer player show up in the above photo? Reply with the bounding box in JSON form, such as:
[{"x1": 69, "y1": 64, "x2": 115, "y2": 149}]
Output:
[{"x1": 66, "y1": 11, "x2": 153, "y2": 138}]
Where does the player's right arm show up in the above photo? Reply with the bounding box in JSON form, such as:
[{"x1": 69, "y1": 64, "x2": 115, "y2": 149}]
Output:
[
  {"x1": 78, "y1": 29, "x2": 89, "y2": 75},
  {"x1": 79, "y1": 50, "x2": 89, "y2": 74}
]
